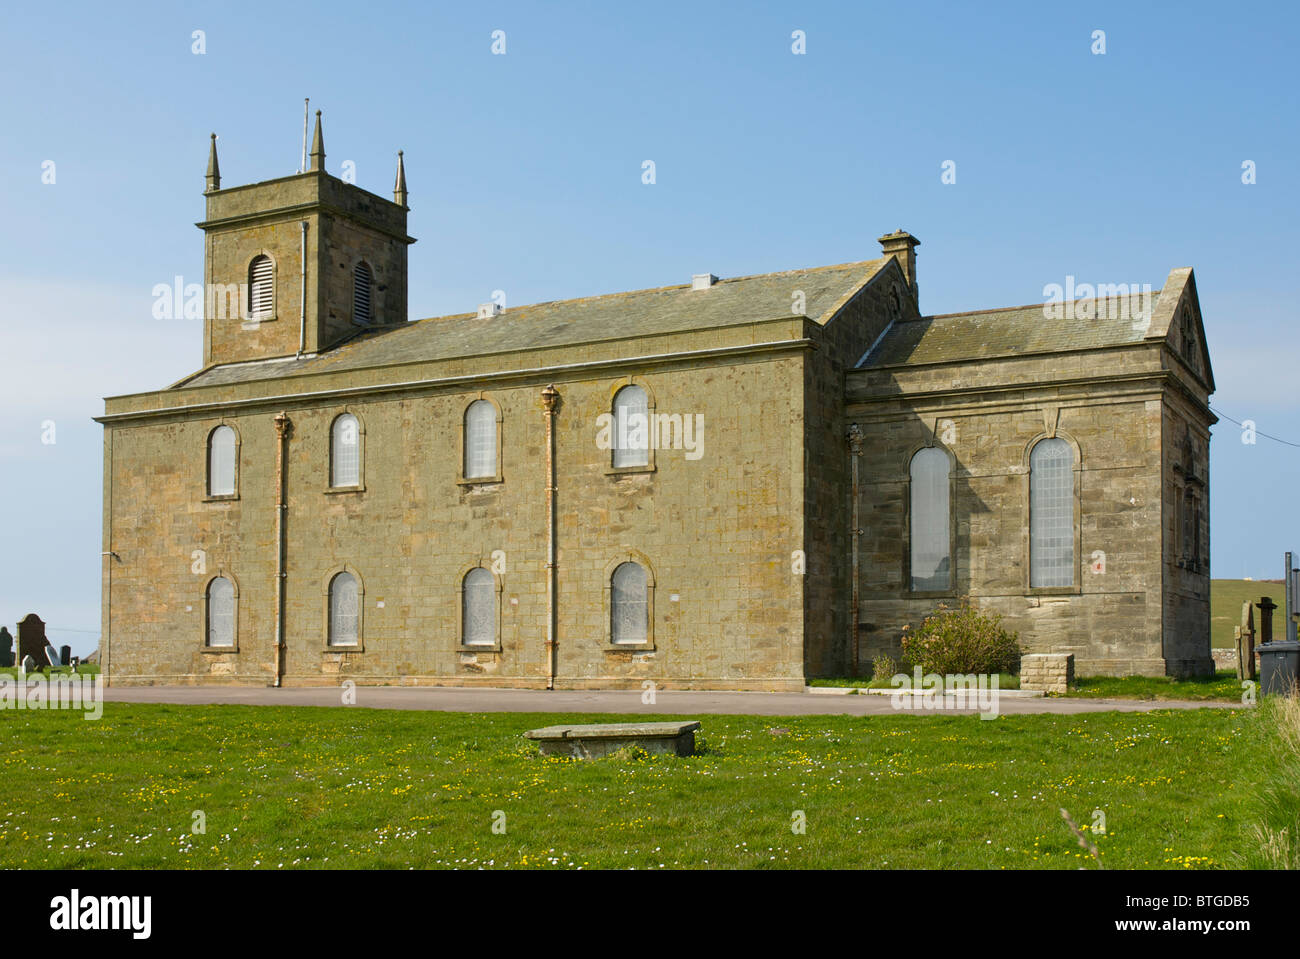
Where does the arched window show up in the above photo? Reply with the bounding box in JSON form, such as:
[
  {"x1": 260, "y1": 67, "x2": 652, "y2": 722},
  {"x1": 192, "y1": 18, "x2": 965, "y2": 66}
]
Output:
[
  {"x1": 206, "y1": 576, "x2": 235, "y2": 648},
  {"x1": 464, "y1": 400, "x2": 497, "y2": 479},
  {"x1": 612, "y1": 385, "x2": 649, "y2": 468},
  {"x1": 249, "y1": 255, "x2": 274, "y2": 320},
  {"x1": 909, "y1": 447, "x2": 951, "y2": 591},
  {"x1": 353, "y1": 262, "x2": 373, "y2": 326},
  {"x1": 331, "y1": 413, "x2": 360, "y2": 487},
  {"x1": 328, "y1": 572, "x2": 359, "y2": 647},
  {"x1": 208, "y1": 425, "x2": 237, "y2": 496},
  {"x1": 611, "y1": 561, "x2": 648, "y2": 644},
  {"x1": 461, "y1": 567, "x2": 496, "y2": 646},
  {"x1": 1029, "y1": 438, "x2": 1075, "y2": 587}
]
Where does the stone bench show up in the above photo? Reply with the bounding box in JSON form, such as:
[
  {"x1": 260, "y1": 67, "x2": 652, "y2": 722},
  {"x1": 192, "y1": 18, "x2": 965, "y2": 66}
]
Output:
[{"x1": 524, "y1": 721, "x2": 701, "y2": 758}]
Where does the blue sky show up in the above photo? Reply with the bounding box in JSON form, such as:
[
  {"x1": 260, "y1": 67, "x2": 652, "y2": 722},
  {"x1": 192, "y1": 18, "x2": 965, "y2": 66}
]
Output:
[{"x1": 1, "y1": 1, "x2": 1297, "y2": 654}]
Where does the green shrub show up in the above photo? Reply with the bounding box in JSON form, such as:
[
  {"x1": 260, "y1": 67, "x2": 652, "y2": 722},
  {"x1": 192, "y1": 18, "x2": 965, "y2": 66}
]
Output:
[
  {"x1": 872, "y1": 655, "x2": 898, "y2": 683},
  {"x1": 900, "y1": 600, "x2": 1020, "y2": 675}
]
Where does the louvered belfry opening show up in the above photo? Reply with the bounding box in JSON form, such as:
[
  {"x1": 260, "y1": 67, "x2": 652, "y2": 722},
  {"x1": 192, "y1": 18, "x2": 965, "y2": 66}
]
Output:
[
  {"x1": 248, "y1": 255, "x2": 274, "y2": 319},
  {"x1": 353, "y1": 261, "x2": 373, "y2": 325}
]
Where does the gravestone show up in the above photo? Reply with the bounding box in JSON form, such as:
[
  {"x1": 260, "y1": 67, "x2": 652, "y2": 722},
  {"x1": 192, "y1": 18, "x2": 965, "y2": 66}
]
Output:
[
  {"x1": 1235, "y1": 601, "x2": 1258, "y2": 681},
  {"x1": 16, "y1": 614, "x2": 48, "y2": 671},
  {"x1": 59, "y1": 645, "x2": 71, "y2": 667},
  {"x1": 43, "y1": 644, "x2": 60, "y2": 668},
  {"x1": 0, "y1": 626, "x2": 13, "y2": 668},
  {"x1": 20, "y1": 655, "x2": 36, "y2": 672},
  {"x1": 524, "y1": 721, "x2": 702, "y2": 758}
]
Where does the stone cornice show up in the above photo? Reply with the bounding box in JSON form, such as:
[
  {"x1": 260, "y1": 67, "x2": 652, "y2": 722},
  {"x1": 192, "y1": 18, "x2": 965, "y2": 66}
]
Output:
[
  {"x1": 96, "y1": 337, "x2": 815, "y2": 425},
  {"x1": 846, "y1": 369, "x2": 1173, "y2": 411},
  {"x1": 195, "y1": 201, "x2": 415, "y2": 245}
]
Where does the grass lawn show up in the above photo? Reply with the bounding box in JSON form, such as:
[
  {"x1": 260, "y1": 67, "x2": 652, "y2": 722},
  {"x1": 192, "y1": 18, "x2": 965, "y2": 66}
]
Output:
[
  {"x1": 1069, "y1": 670, "x2": 1248, "y2": 702},
  {"x1": 1212, "y1": 579, "x2": 1286, "y2": 649},
  {"x1": 0, "y1": 703, "x2": 1267, "y2": 869},
  {"x1": 811, "y1": 671, "x2": 1246, "y2": 702},
  {"x1": 0, "y1": 665, "x2": 100, "y2": 680},
  {"x1": 811, "y1": 673, "x2": 1020, "y2": 690}
]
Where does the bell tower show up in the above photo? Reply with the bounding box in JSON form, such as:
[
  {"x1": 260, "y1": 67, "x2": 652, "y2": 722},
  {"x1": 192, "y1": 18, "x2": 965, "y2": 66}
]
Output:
[{"x1": 197, "y1": 112, "x2": 415, "y2": 367}]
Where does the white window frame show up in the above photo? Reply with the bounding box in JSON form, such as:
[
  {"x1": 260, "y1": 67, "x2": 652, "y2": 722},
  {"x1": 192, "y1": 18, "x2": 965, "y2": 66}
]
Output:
[
  {"x1": 207, "y1": 424, "x2": 239, "y2": 499},
  {"x1": 463, "y1": 400, "x2": 499, "y2": 481},
  {"x1": 612, "y1": 385, "x2": 650, "y2": 469},
  {"x1": 908, "y1": 446, "x2": 953, "y2": 593},
  {"x1": 1029, "y1": 437, "x2": 1076, "y2": 590},
  {"x1": 330, "y1": 412, "x2": 363, "y2": 490},
  {"x1": 609, "y1": 561, "x2": 650, "y2": 646},
  {"x1": 460, "y1": 567, "x2": 499, "y2": 648},
  {"x1": 204, "y1": 574, "x2": 237, "y2": 650},
  {"x1": 326, "y1": 570, "x2": 362, "y2": 648}
]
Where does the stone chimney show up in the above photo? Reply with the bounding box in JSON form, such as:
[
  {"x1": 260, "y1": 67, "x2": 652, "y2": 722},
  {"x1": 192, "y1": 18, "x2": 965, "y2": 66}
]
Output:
[{"x1": 878, "y1": 229, "x2": 920, "y2": 305}]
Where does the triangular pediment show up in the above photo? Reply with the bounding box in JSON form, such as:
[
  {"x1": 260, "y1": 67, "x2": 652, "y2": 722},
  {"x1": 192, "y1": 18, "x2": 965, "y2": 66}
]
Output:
[{"x1": 1147, "y1": 267, "x2": 1214, "y2": 392}]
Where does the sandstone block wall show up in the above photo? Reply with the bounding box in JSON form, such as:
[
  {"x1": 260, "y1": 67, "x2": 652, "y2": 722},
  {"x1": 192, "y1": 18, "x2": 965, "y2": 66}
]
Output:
[
  {"x1": 202, "y1": 172, "x2": 410, "y2": 366},
  {"x1": 847, "y1": 353, "x2": 1174, "y2": 677},
  {"x1": 102, "y1": 353, "x2": 809, "y2": 690},
  {"x1": 1020, "y1": 652, "x2": 1074, "y2": 693},
  {"x1": 803, "y1": 257, "x2": 915, "y2": 677}
]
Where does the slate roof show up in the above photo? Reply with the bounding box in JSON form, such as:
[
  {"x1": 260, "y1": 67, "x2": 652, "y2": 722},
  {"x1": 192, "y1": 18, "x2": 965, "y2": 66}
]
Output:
[
  {"x1": 858, "y1": 292, "x2": 1166, "y2": 368},
  {"x1": 178, "y1": 258, "x2": 887, "y2": 389}
]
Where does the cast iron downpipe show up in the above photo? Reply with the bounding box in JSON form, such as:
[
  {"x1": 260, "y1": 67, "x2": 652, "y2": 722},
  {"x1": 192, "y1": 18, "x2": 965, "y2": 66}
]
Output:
[
  {"x1": 848, "y1": 423, "x2": 864, "y2": 676},
  {"x1": 541, "y1": 385, "x2": 560, "y2": 690},
  {"x1": 272, "y1": 411, "x2": 292, "y2": 687}
]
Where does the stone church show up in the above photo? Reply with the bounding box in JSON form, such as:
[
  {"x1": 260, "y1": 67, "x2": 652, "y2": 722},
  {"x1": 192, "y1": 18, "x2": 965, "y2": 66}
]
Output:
[{"x1": 97, "y1": 115, "x2": 1216, "y2": 688}]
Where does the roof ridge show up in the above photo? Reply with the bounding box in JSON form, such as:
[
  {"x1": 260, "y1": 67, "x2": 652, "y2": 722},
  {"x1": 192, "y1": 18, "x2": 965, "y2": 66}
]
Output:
[
  {"x1": 924, "y1": 288, "x2": 1165, "y2": 321},
  {"x1": 410, "y1": 258, "x2": 886, "y2": 325}
]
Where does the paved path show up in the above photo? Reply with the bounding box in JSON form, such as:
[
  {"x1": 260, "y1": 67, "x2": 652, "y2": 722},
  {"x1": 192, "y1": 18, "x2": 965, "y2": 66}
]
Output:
[{"x1": 101, "y1": 685, "x2": 1241, "y2": 717}]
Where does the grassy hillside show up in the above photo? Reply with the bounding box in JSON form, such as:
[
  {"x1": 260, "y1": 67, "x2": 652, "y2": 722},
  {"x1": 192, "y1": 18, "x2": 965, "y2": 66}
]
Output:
[{"x1": 1212, "y1": 579, "x2": 1288, "y2": 648}]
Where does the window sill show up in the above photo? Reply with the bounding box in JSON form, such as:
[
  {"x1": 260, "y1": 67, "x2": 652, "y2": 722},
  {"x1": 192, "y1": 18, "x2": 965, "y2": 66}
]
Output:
[
  {"x1": 458, "y1": 643, "x2": 502, "y2": 653},
  {"x1": 605, "y1": 464, "x2": 655, "y2": 477},
  {"x1": 240, "y1": 314, "x2": 277, "y2": 328},
  {"x1": 325, "y1": 485, "x2": 365, "y2": 495},
  {"x1": 1026, "y1": 586, "x2": 1081, "y2": 597},
  {"x1": 605, "y1": 642, "x2": 656, "y2": 652},
  {"x1": 457, "y1": 475, "x2": 504, "y2": 487},
  {"x1": 201, "y1": 646, "x2": 239, "y2": 654},
  {"x1": 908, "y1": 589, "x2": 956, "y2": 600},
  {"x1": 203, "y1": 494, "x2": 240, "y2": 503},
  {"x1": 323, "y1": 644, "x2": 364, "y2": 653}
]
